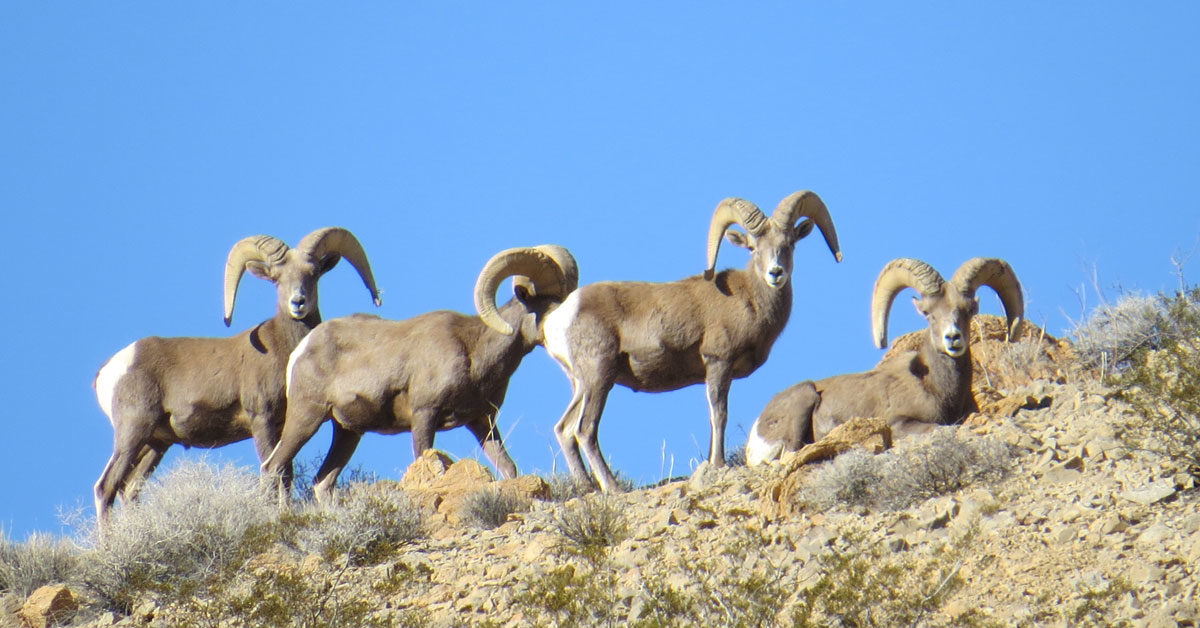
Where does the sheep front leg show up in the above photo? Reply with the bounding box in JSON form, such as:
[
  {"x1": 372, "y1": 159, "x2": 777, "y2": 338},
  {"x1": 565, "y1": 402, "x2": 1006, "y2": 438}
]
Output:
[
  {"x1": 467, "y1": 415, "x2": 518, "y2": 480},
  {"x1": 702, "y1": 357, "x2": 734, "y2": 467}
]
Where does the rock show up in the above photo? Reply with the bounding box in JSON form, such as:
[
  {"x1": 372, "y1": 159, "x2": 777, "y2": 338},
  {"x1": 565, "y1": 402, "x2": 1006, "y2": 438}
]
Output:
[
  {"x1": 1042, "y1": 466, "x2": 1082, "y2": 484},
  {"x1": 18, "y1": 585, "x2": 77, "y2": 628},
  {"x1": 1120, "y1": 480, "x2": 1176, "y2": 506},
  {"x1": 1136, "y1": 523, "x2": 1174, "y2": 547}
]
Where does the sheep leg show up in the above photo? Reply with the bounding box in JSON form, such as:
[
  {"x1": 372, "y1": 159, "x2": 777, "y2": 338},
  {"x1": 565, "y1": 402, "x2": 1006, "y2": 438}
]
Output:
[
  {"x1": 552, "y1": 381, "x2": 591, "y2": 485},
  {"x1": 251, "y1": 417, "x2": 293, "y2": 492},
  {"x1": 261, "y1": 405, "x2": 328, "y2": 503},
  {"x1": 702, "y1": 358, "x2": 734, "y2": 467},
  {"x1": 94, "y1": 450, "x2": 135, "y2": 524},
  {"x1": 575, "y1": 382, "x2": 620, "y2": 492},
  {"x1": 312, "y1": 422, "x2": 362, "y2": 504},
  {"x1": 467, "y1": 415, "x2": 518, "y2": 480},
  {"x1": 119, "y1": 443, "x2": 167, "y2": 504}
]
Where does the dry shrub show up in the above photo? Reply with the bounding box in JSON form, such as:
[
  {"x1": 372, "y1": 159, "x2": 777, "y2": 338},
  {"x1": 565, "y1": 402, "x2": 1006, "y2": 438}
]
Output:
[
  {"x1": 549, "y1": 494, "x2": 629, "y2": 562},
  {"x1": 802, "y1": 429, "x2": 1012, "y2": 511},
  {"x1": 461, "y1": 488, "x2": 530, "y2": 530},
  {"x1": 0, "y1": 530, "x2": 79, "y2": 598},
  {"x1": 78, "y1": 459, "x2": 278, "y2": 613},
  {"x1": 295, "y1": 483, "x2": 425, "y2": 566},
  {"x1": 1114, "y1": 287, "x2": 1200, "y2": 475}
]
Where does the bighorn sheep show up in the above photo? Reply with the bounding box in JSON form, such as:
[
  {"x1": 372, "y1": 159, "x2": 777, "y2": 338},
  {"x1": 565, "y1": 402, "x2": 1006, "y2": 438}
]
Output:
[
  {"x1": 93, "y1": 228, "x2": 380, "y2": 521},
  {"x1": 541, "y1": 191, "x2": 841, "y2": 492},
  {"x1": 745, "y1": 257, "x2": 1023, "y2": 465},
  {"x1": 262, "y1": 245, "x2": 578, "y2": 502}
]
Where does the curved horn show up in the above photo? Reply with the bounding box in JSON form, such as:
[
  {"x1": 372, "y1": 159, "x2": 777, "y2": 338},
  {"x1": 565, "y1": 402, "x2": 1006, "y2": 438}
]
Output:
[
  {"x1": 770, "y1": 190, "x2": 843, "y2": 263},
  {"x1": 297, "y1": 227, "x2": 382, "y2": 307},
  {"x1": 474, "y1": 245, "x2": 579, "y2": 335},
  {"x1": 223, "y1": 235, "x2": 289, "y2": 327},
  {"x1": 704, "y1": 198, "x2": 769, "y2": 280},
  {"x1": 950, "y1": 258, "x2": 1025, "y2": 341},
  {"x1": 870, "y1": 258, "x2": 945, "y2": 349}
]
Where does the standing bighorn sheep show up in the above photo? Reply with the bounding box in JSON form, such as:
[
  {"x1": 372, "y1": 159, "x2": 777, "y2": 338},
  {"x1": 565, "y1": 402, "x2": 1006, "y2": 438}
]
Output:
[
  {"x1": 746, "y1": 257, "x2": 1023, "y2": 465},
  {"x1": 93, "y1": 228, "x2": 380, "y2": 521},
  {"x1": 541, "y1": 191, "x2": 841, "y2": 492},
  {"x1": 262, "y1": 245, "x2": 578, "y2": 502}
]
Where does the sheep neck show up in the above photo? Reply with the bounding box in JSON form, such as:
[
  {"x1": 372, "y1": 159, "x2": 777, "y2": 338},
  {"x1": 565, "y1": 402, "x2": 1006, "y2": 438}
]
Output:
[
  {"x1": 260, "y1": 310, "x2": 322, "y2": 358},
  {"x1": 475, "y1": 299, "x2": 538, "y2": 374},
  {"x1": 745, "y1": 268, "x2": 794, "y2": 344},
  {"x1": 918, "y1": 337, "x2": 975, "y2": 420}
]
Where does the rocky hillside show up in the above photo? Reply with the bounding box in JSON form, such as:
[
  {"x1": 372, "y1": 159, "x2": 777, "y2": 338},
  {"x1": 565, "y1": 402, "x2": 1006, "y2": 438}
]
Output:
[{"x1": 5, "y1": 316, "x2": 1199, "y2": 627}]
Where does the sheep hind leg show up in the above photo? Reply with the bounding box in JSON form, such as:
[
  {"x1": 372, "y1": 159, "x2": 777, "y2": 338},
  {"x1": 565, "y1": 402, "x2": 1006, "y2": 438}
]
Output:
[
  {"x1": 553, "y1": 381, "x2": 592, "y2": 487},
  {"x1": 467, "y1": 414, "x2": 518, "y2": 480},
  {"x1": 574, "y1": 382, "x2": 620, "y2": 492},
  {"x1": 119, "y1": 443, "x2": 167, "y2": 504},
  {"x1": 312, "y1": 422, "x2": 362, "y2": 505},
  {"x1": 94, "y1": 450, "x2": 135, "y2": 525}
]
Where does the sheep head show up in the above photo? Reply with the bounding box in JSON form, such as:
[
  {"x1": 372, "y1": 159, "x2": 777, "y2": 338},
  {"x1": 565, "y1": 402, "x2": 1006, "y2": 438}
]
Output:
[
  {"x1": 704, "y1": 191, "x2": 842, "y2": 288},
  {"x1": 475, "y1": 244, "x2": 580, "y2": 337},
  {"x1": 871, "y1": 257, "x2": 1024, "y2": 357},
  {"x1": 223, "y1": 227, "x2": 381, "y2": 326}
]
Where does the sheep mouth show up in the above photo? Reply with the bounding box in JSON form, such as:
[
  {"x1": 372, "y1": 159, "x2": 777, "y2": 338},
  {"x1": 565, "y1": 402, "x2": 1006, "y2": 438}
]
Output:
[
  {"x1": 944, "y1": 342, "x2": 967, "y2": 358},
  {"x1": 288, "y1": 306, "x2": 309, "y2": 319}
]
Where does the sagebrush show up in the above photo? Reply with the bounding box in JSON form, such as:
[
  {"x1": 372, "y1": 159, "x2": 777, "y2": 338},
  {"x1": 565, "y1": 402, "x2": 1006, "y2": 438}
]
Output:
[
  {"x1": 1114, "y1": 286, "x2": 1200, "y2": 475},
  {"x1": 801, "y1": 429, "x2": 1012, "y2": 511}
]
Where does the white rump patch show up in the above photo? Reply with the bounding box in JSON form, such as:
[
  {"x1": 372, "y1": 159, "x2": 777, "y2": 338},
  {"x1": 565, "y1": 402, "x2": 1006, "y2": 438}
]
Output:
[
  {"x1": 744, "y1": 418, "x2": 783, "y2": 467},
  {"x1": 95, "y1": 341, "x2": 138, "y2": 424},
  {"x1": 542, "y1": 290, "x2": 580, "y2": 372},
  {"x1": 286, "y1": 332, "x2": 315, "y2": 396}
]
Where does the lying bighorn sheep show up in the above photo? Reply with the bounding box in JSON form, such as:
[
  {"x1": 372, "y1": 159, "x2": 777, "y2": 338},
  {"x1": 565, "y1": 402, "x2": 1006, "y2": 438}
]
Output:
[
  {"x1": 93, "y1": 228, "x2": 380, "y2": 521},
  {"x1": 541, "y1": 191, "x2": 841, "y2": 491},
  {"x1": 262, "y1": 245, "x2": 578, "y2": 502},
  {"x1": 746, "y1": 257, "x2": 1023, "y2": 465}
]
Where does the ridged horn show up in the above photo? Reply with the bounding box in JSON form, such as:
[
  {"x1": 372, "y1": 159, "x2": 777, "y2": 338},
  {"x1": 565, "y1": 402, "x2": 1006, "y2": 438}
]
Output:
[
  {"x1": 223, "y1": 235, "x2": 289, "y2": 327},
  {"x1": 770, "y1": 190, "x2": 843, "y2": 263},
  {"x1": 296, "y1": 227, "x2": 382, "y2": 307},
  {"x1": 870, "y1": 258, "x2": 945, "y2": 349},
  {"x1": 474, "y1": 245, "x2": 580, "y2": 336},
  {"x1": 949, "y1": 258, "x2": 1025, "y2": 341},
  {"x1": 704, "y1": 198, "x2": 769, "y2": 280}
]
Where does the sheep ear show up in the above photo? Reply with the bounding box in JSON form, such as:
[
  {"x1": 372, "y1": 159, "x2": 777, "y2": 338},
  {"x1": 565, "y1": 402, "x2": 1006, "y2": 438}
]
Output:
[
  {"x1": 725, "y1": 230, "x2": 752, "y2": 249},
  {"x1": 911, "y1": 296, "x2": 930, "y2": 319},
  {"x1": 513, "y1": 283, "x2": 533, "y2": 304},
  {"x1": 246, "y1": 261, "x2": 272, "y2": 280},
  {"x1": 794, "y1": 219, "x2": 815, "y2": 241},
  {"x1": 318, "y1": 253, "x2": 342, "y2": 275}
]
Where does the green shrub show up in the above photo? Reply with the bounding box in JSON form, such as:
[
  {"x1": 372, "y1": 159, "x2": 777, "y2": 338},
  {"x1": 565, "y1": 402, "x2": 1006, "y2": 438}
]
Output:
[
  {"x1": 0, "y1": 530, "x2": 80, "y2": 598},
  {"x1": 1115, "y1": 286, "x2": 1200, "y2": 475},
  {"x1": 461, "y1": 488, "x2": 529, "y2": 530}
]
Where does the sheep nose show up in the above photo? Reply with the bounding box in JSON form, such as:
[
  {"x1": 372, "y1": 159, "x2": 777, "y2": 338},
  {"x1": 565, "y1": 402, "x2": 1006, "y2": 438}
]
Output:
[
  {"x1": 767, "y1": 266, "x2": 785, "y2": 281},
  {"x1": 945, "y1": 329, "x2": 962, "y2": 343},
  {"x1": 291, "y1": 296, "x2": 306, "y2": 308}
]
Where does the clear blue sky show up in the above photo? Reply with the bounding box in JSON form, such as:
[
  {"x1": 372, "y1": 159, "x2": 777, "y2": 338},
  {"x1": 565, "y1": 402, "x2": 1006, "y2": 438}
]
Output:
[{"x1": 3, "y1": 4, "x2": 1198, "y2": 539}]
